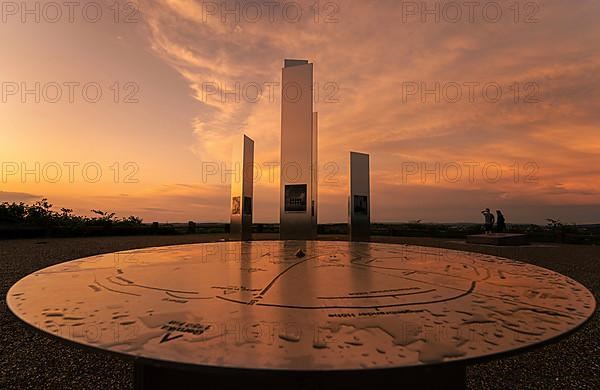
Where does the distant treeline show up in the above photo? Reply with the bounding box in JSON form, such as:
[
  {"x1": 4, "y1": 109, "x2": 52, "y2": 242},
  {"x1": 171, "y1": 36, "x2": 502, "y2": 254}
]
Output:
[{"x1": 1, "y1": 200, "x2": 599, "y2": 244}]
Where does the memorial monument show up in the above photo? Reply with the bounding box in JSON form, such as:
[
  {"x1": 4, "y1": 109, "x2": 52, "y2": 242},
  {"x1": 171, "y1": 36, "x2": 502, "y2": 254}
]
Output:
[
  {"x1": 230, "y1": 134, "x2": 254, "y2": 241},
  {"x1": 280, "y1": 59, "x2": 318, "y2": 239},
  {"x1": 349, "y1": 151, "x2": 370, "y2": 240},
  {"x1": 6, "y1": 59, "x2": 598, "y2": 389}
]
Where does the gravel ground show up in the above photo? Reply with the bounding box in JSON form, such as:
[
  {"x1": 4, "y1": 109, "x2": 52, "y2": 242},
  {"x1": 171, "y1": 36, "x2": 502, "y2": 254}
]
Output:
[{"x1": 1, "y1": 234, "x2": 598, "y2": 389}]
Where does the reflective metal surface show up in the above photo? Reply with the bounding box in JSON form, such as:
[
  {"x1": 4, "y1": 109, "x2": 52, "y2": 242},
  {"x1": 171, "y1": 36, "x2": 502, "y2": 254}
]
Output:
[
  {"x1": 280, "y1": 59, "x2": 317, "y2": 239},
  {"x1": 8, "y1": 241, "x2": 595, "y2": 371},
  {"x1": 230, "y1": 134, "x2": 254, "y2": 241},
  {"x1": 349, "y1": 152, "x2": 370, "y2": 241},
  {"x1": 311, "y1": 112, "x2": 318, "y2": 237}
]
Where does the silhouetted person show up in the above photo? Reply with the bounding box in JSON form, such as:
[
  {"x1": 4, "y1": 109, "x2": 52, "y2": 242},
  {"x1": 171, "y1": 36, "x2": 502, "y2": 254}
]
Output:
[
  {"x1": 496, "y1": 210, "x2": 506, "y2": 233},
  {"x1": 481, "y1": 208, "x2": 494, "y2": 234}
]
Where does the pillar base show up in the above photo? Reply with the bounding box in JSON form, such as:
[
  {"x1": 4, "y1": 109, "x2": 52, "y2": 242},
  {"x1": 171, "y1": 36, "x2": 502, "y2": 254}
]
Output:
[{"x1": 134, "y1": 360, "x2": 466, "y2": 390}]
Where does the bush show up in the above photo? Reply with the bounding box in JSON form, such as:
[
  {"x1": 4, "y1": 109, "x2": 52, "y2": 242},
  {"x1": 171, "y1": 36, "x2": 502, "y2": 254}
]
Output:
[{"x1": 0, "y1": 199, "x2": 143, "y2": 228}]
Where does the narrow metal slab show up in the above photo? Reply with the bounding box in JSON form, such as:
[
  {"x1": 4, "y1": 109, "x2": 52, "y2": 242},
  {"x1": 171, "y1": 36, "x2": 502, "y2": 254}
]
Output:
[
  {"x1": 8, "y1": 241, "x2": 595, "y2": 372},
  {"x1": 349, "y1": 152, "x2": 370, "y2": 241},
  {"x1": 280, "y1": 59, "x2": 317, "y2": 239},
  {"x1": 230, "y1": 134, "x2": 254, "y2": 241}
]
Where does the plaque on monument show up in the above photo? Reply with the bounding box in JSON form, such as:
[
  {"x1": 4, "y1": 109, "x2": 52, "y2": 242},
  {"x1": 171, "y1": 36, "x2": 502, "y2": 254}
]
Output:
[
  {"x1": 353, "y1": 195, "x2": 368, "y2": 215},
  {"x1": 284, "y1": 184, "x2": 307, "y2": 212},
  {"x1": 231, "y1": 196, "x2": 240, "y2": 215}
]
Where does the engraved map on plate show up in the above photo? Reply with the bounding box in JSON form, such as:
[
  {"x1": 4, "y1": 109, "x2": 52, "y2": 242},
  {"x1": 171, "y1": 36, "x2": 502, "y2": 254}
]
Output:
[{"x1": 7, "y1": 241, "x2": 596, "y2": 370}]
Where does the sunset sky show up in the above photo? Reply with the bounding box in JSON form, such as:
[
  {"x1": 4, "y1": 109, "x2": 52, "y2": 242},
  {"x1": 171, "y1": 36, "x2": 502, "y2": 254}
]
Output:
[{"x1": 1, "y1": 0, "x2": 599, "y2": 224}]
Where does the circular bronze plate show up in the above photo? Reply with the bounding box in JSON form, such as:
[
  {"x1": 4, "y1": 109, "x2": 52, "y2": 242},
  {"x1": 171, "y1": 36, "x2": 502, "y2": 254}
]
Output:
[{"x1": 7, "y1": 241, "x2": 596, "y2": 370}]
